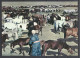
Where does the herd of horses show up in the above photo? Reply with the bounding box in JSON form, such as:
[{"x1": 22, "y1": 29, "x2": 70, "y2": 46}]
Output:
[
  {"x1": 10, "y1": 38, "x2": 74, "y2": 56},
  {"x1": 2, "y1": 6, "x2": 78, "y2": 56}
]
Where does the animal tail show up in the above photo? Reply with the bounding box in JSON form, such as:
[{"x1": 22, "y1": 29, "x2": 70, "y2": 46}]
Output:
[
  {"x1": 10, "y1": 43, "x2": 13, "y2": 50},
  {"x1": 64, "y1": 29, "x2": 66, "y2": 38}
]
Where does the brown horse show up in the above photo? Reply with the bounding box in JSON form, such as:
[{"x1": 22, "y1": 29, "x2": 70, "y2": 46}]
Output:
[
  {"x1": 2, "y1": 34, "x2": 8, "y2": 51},
  {"x1": 40, "y1": 40, "x2": 73, "y2": 56},
  {"x1": 33, "y1": 14, "x2": 46, "y2": 26},
  {"x1": 64, "y1": 27, "x2": 78, "y2": 39},
  {"x1": 10, "y1": 38, "x2": 44, "y2": 56},
  {"x1": 10, "y1": 37, "x2": 31, "y2": 56}
]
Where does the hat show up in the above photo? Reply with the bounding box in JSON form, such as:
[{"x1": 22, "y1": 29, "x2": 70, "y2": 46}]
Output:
[
  {"x1": 34, "y1": 22, "x2": 37, "y2": 26},
  {"x1": 32, "y1": 30, "x2": 36, "y2": 34}
]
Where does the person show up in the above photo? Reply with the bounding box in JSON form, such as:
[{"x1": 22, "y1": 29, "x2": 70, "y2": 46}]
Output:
[
  {"x1": 29, "y1": 30, "x2": 41, "y2": 56},
  {"x1": 47, "y1": 14, "x2": 50, "y2": 23},
  {"x1": 17, "y1": 25, "x2": 23, "y2": 38},
  {"x1": 50, "y1": 13, "x2": 55, "y2": 25}
]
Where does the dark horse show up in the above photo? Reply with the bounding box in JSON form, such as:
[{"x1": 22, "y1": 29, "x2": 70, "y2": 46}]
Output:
[
  {"x1": 10, "y1": 37, "x2": 31, "y2": 56},
  {"x1": 2, "y1": 34, "x2": 8, "y2": 51},
  {"x1": 10, "y1": 38, "x2": 45, "y2": 56},
  {"x1": 41, "y1": 40, "x2": 73, "y2": 56}
]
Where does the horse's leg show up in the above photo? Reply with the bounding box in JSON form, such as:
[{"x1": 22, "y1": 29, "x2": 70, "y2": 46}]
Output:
[
  {"x1": 2, "y1": 43, "x2": 5, "y2": 52},
  {"x1": 19, "y1": 44, "x2": 25, "y2": 56},
  {"x1": 42, "y1": 45, "x2": 44, "y2": 55},
  {"x1": 42, "y1": 45, "x2": 48, "y2": 56},
  {"x1": 58, "y1": 49, "x2": 62, "y2": 56},
  {"x1": 65, "y1": 35, "x2": 69, "y2": 39},
  {"x1": 12, "y1": 33, "x2": 15, "y2": 40},
  {"x1": 10, "y1": 43, "x2": 15, "y2": 53},
  {"x1": 64, "y1": 30, "x2": 66, "y2": 38},
  {"x1": 29, "y1": 44, "x2": 32, "y2": 55},
  {"x1": 13, "y1": 35, "x2": 15, "y2": 41},
  {"x1": 19, "y1": 45, "x2": 23, "y2": 54},
  {"x1": 40, "y1": 27, "x2": 42, "y2": 36},
  {"x1": 55, "y1": 24, "x2": 58, "y2": 33}
]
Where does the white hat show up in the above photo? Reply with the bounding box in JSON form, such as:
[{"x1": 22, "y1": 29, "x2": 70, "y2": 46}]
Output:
[
  {"x1": 34, "y1": 22, "x2": 37, "y2": 26},
  {"x1": 32, "y1": 30, "x2": 36, "y2": 34},
  {"x1": 29, "y1": 17, "x2": 33, "y2": 21}
]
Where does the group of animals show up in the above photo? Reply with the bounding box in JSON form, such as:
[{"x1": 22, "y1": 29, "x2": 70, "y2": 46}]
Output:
[
  {"x1": 2, "y1": 16, "x2": 78, "y2": 56},
  {"x1": 2, "y1": 6, "x2": 78, "y2": 56},
  {"x1": 2, "y1": 36, "x2": 74, "y2": 56}
]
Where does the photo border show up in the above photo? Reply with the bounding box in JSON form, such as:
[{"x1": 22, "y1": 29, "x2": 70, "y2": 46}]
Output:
[{"x1": 0, "y1": 0, "x2": 79, "y2": 58}]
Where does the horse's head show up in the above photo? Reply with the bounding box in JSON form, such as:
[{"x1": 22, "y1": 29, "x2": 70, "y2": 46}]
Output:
[
  {"x1": 25, "y1": 37, "x2": 30, "y2": 43},
  {"x1": 40, "y1": 40, "x2": 45, "y2": 46}
]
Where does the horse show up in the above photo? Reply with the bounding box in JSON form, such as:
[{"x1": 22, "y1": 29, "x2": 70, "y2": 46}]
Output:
[
  {"x1": 13, "y1": 15, "x2": 23, "y2": 24},
  {"x1": 2, "y1": 34, "x2": 8, "y2": 51},
  {"x1": 40, "y1": 40, "x2": 73, "y2": 56},
  {"x1": 10, "y1": 38, "x2": 45, "y2": 56},
  {"x1": 4, "y1": 22, "x2": 17, "y2": 30},
  {"x1": 2, "y1": 13, "x2": 8, "y2": 19},
  {"x1": 33, "y1": 14, "x2": 45, "y2": 26},
  {"x1": 65, "y1": 13, "x2": 78, "y2": 21},
  {"x1": 54, "y1": 15, "x2": 76, "y2": 33},
  {"x1": 64, "y1": 27, "x2": 78, "y2": 39},
  {"x1": 10, "y1": 37, "x2": 31, "y2": 56},
  {"x1": 54, "y1": 19, "x2": 65, "y2": 33}
]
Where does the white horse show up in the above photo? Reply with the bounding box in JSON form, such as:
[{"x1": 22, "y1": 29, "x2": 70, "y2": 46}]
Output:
[
  {"x1": 45, "y1": 9, "x2": 48, "y2": 12},
  {"x1": 17, "y1": 23, "x2": 29, "y2": 30},
  {"x1": 64, "y1": 9, "x2": 77, "y2": 13},
  {"x1": 54, "y1": 15, "x2": 74, "y2": 33},
  {"x1": 13, "y1": 15, "x2": 23, "y2": 24},
  {"x1": 64, "y1": 21, "x2": 74, "y2": 28},
  {"x1": 2, "y1": 13, "x2": 8, "y2": 19},
  {"x1": 54, "y1": 15, "x2": 66, "y2": 32},
  {"x1": 5, "y1": 17, "x2": 13, "y2": 23},
  {"x1": 4, "y1": 22, "x2": 16, "y2": 30}
]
